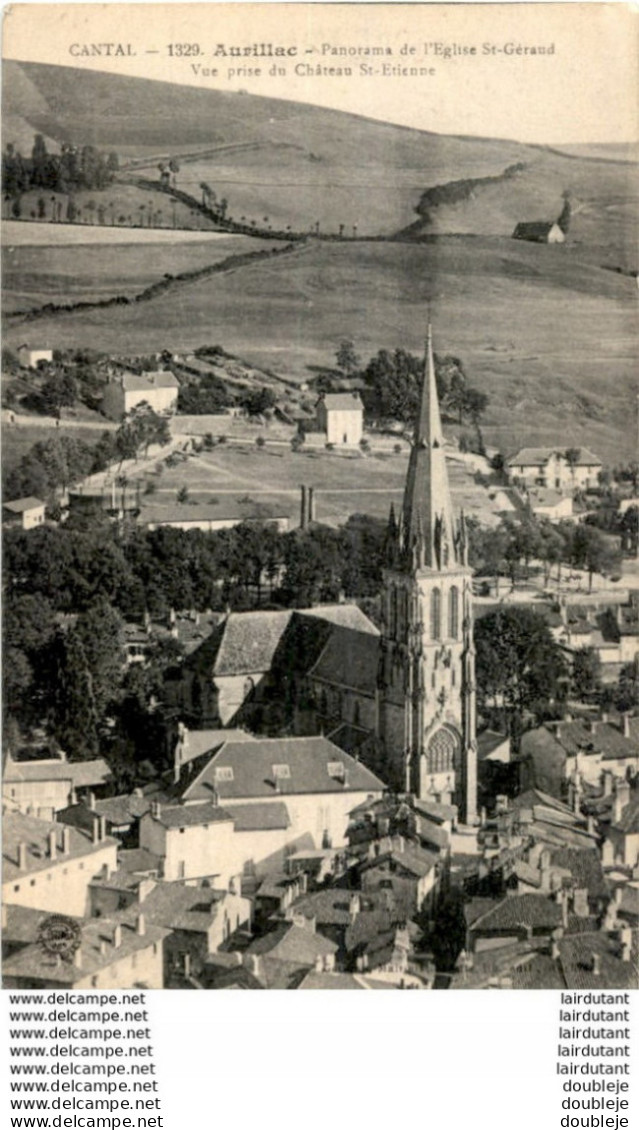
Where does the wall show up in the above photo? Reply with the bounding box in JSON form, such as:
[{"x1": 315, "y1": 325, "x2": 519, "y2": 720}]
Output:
[
  {"x1": 3, "y1": 842, "x2": 119, "y2": 917},
  {"x1": 223, "y1": 789, "x2": 384, "y2": 850},
  {"x1": 326, "y1": 409, "x2": 363, "y2": 446},
  {"x1": 2, "y1": 777, "x2": 73, "y2": 821}
]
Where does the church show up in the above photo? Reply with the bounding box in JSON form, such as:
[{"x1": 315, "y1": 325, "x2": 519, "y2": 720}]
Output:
[
  {"x1": 169, "y1": 323, "x2": 478, "y2": 826},
  {"x1": 375, "y1": 324, "x2": 477, "y2": 824}
]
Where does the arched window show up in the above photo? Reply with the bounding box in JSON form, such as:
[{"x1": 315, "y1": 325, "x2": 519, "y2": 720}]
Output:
[
  {"x1": 430, "y1": 588, "x2": 441, "y2": 639},
  {"x1": 448, "y1": 586, "x2": 459, "y2": 639}
]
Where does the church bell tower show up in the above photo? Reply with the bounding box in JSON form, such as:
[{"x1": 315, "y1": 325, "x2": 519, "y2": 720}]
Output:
[{"x1": 377, "y1": 323, "x2": 477, "y2": 823}]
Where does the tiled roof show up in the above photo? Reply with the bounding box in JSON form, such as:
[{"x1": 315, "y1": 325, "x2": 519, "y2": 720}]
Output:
[
  {"x1": 4, "y1": 756, "x2": 110, "y2": 788},
  {"x1": 507, "y1": 447, "x2": 601, "y2": 467},
  {"x1": 549, "y1": 719, "x2": 635, "y2": 760},
  {"x1": 470, "y1": 894, "x2": 563, "y2": 933},
  {"x1": 245, "y1": 922, "x2": 337, "y2": 962},
  {"x1": 122, "y1": 370, "x2": 178, "y2": 391},
  {"x1": 176, "y1": 728, "x2": 255, "y2": 766},
  {"x1": 183, "y1": 736, "x2": 386, "y2": 802},
  {"x1": 3, "y1": 497, "x2": 45, "y2": 513},
  {"x1": 2, "y1": 914, "x2": 168, "y2": 983},
  {"x1": 150, "y1": 802, "x2": 234, "y2": 829},
  {"x1": 310, "y1": 627, "x2": 379, "y2": 693},
  {"x1": 141, "y1": 500, "x2": 287, "y2": 525},
  {"x1": 138, "y1": 881, "x2": 226, "y2": 933},
  {"x1": 362, "y1": 844, "x2": 438, "y2": 879},
  {"x1": 229, "y1": 801, "x2": 290, "y2": 832},
  {"x1": 549, "y1": 847, "x2": 608, "y2": 899},
  {"x1": 2, "y1": 812, "x2": 116, "y2": 882},
  {"x1": 117, "y1": 847, "x2": 162, "y2": 874},
  {"x1": 558, "y1": 931, "x2": 638, "y2": 990},
  {"x1": 291, "y1": 890, "x2": 368, "y2": 927},
  {"x1": 477, "y1": 730, "x2": 510, "y2": 761},
  {"x1": 318, "y1": 393, "x2": 363, "y2": 411},
  {"x1": 327, "y1": 722, "x2": 374, "y2": 757},
  {"x1": 95, "y1": 794, "x2": 151, "y2": 826}
]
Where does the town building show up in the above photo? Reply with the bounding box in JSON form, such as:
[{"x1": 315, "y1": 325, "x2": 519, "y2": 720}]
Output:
[
  {"x1": 139, "y1": 500, "x2": 289, "y2": 533},
  {"x1": 505, "y1": 447, "x2": 602, "y2": 492},
  {"x1": 2, "y1": 812, "x2": 118, "y2": 917},
  {"x1": 2, "y1": 496, "x2": 46, "y2": 530},
  {"x1": 520, "y1": 715, "x2": 638, "y2": 796},
  {"x1": 101, "y1": 370, "x2": 179, "y2": 420},
  {"x1": 376, "y1": 324, "x2": 477, "y2": 823},
  {"x1": 316, "y1": 391, "x2": 364, "y2": 446},
  {"x1": 3, "y1": 752, "x2": 111, "y2": 820}
]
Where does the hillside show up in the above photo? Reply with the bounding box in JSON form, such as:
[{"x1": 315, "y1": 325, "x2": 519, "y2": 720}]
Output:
[{"x1": 4, "y1": 60, "x2": 637, "y2": 247}]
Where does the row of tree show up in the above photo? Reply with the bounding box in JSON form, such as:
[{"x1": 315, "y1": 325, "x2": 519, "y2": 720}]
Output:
[{"x1": 3, "y1": 136, "x2": 119, "y2": 198}]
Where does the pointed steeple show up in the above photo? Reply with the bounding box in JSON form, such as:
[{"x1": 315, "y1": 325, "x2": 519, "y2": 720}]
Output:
[{"x1": 400, "y1": 322, "x2": 458, "y2": 571}]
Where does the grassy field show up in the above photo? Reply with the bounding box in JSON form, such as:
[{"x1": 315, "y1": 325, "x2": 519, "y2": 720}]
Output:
[
  {"x1": 4, "y1": 236, "x2": 635, "y2": 464},
  {"x1": 2, "y1": 224, "x2": 272, "y2": 312},
  {"x1": 135, "y1": 441, "x2": 508, "y2": 529}
]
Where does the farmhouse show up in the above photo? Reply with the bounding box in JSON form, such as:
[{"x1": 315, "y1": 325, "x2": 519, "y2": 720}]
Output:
[
  {"x1": 316, "y1": 391, "x2": 364, "y2": 445},
  {"x1": 102, "y1": 370, "x2": 179, "y2": 420},
  {"x1": 17, "y1": 345, "x2": 53, "y2": 369},
  {"x1": 512, "y1": 221, "x2": 565, "y2": 244},
  {"x1": 2, "y1": 496, "x2": 46, "y2": 530},
  {"x1": 506, "y1": 447, "x2": 603, "y2": 492}
]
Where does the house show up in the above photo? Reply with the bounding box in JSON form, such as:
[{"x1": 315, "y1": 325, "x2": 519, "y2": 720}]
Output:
[
  {"x1": 139, "y1": 800, "x2": 239, "y2": 886},
  {"x1": 512, "y1": 221, "x2": 565, "y2": 244},
  {"x1": 316, "y1": 392, "x2": 364, "y2": 446},
  {"x1": 505, "y1": 447, "x2": 603, "y2": 492},
  {"x1": 604, "y1": 786, "x2": 639, "y2": 869},
  {"x1": 139, "y1": 500, "x2": 289, "y2": 533},
  {"x1": 520, "y1": 716, "x2": 638, "y2": 796},
  {"x1": 2, "y1": 812, "x2": 118, "y2": 917},
  {"x1": 3, "y1": 753, "x2": 111, "y2": 820},
  {"x1": 235, "y1": 922, "x2": 339, "y2": 989},
  {"x1": 58, "y1": 790, "x2": 150, "y2": 845},
  {"x1": 465, "y1": 892, "x2": 564, "y2": 953},
  {"x1": 178, "y1": 735, "x2": 387, "y2": 854},
  {"x1": 101, "y1": 370, "x2": 179, "y2": 420},
  {"x1": 527, "y1": 487, "x2": 574, "y2": 522},
  {"x1": 358, "y1": 838, "x2": 440, "y2": 916},
  {"x1": 2, "y1": 910, "x2": 167, "y2": 990},
  {"x1": 2, "y1": 496, "x2": 46, "y2": 530},
  {"x1": 17, "y1": 345, "x2": 53, "y2": 369}
]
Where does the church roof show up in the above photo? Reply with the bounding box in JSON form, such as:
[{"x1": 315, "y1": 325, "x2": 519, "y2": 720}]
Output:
[{"x1": 309, "y1": 627, "x2": 380, "y2": 693}]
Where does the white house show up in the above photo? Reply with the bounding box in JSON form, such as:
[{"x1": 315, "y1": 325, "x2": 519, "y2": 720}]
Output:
[
  {"x1": 316, "y1": 392, "x2": 364, "y2": 446},
  {"x1": 506, "y1": 447, "x2": 603, "y2": 492},
  {"x1": 17, "y1": 345, "x2": 53, "y2": 369},
  {"x1": 527, "y1": 488, "x2": 574, "y2": 522},
  {"x1": 3, "y1": 497, "x2": 46, "y2": 530},
  {"x1": 102, "y1": 371, "x2": 179, "y2": 420},
  {"x1": 3, "y1": 752, "x2": 111, "y2": 820}
]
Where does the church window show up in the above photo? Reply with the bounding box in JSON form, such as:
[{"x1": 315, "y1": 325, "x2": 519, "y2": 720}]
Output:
[
  {"x1": 448, "y1": 586, "x2": 459, "y2": 638},
  {"x1": 430, "y1": 589, "x2": 441, "y2": 639},
  {"x1": 427, "y1": 727, "x2": 458, "y2": 774}
]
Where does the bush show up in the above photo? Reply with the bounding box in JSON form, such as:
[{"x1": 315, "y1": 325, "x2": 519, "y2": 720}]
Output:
[
  {"x1": 393, "y1": 443, "x2": 402, "y2": 455},
  {"x1": 255, "y1": 435, "x2": 266, "y2": 448}
]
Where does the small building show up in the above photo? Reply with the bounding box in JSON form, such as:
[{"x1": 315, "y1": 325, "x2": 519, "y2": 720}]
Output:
[
  {"x1": 2, "y1": 497, "x2": 46, "y2": 530},
  {"x1": 506, "y1": 447, "x2": 602, "y2": 492},
  {"x1": 316, "y1": 392, "x2": 364, "y2": 446},
  {"x1": 102, "y1": 371, "x2": 179, "y2": 420},
  {"x1": 17, "y1": 345, "x2": 53, "y2": 369},
  {"x1": 527, "y1": 487, "x2": 574, "y2": 522},
  {"x1": 3, "y1": 753, "x2": 111, "y2": 821},
  {"x1": 139, "y1": 501, "x2": 289, "y2": 534},
  {"x1": 512, "y1": 221, "x2": 565, "y2": 244}
]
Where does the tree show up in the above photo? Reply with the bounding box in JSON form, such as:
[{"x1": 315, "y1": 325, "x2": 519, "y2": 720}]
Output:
[
  {"x1": 474, "y1": 606, "x2": 568, "y2": 740},
  {"x1": 49, "y1": 629, "x2": 100, "y2": 758},
  {"x1": 116, "y1": 402, "x2": 171, "y2": 462},
  {"x1": 335, "y1": 340, "x2": 361, "y2": 375},
  {"x1": 176, "y1": 486, "x2": 190, "y2": 504},
  {"x1": 571, "y1": 647, "x2": 601, "y2": 700},
  {"x1": 564, "y1": 448, "x2": 581, "y2": 493},
  {"x1": 40, "y1": 371, "x2": 78, "y2": 416},
  {"x1": 72, "y1": 598, "x2": 125, "y2": 717}
]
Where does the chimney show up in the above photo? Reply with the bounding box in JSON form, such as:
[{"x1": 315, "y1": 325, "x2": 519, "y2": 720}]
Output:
[
  {"x1": 17, "y1": 842, "x2": 27, "y2": 870},
  {"x1": 314, "y1": 954, "x2": 324, "y2": 974},
  {"x1": 88, "y1": 791, "x2": 96, "y2": 811},
  {"x1": 300, "y1": 485, "x2": 307, "y2": 529},
  {"x1": 349, "y1": 893, "x2": 361, "y2": 922},
  {"x1": 62, "y1": 826, "x2": 71, "y2": 854},
  {"x1": 620, "y1": 926, "x2": 632, "y2": 963},
  {"x1": 587, "y1": 815, "x2": 596, "y2": 837},
  {"x1": 136, "y1": 914, "x2": 146, "y2": 936},
  {"x1": 48, "y1": 829, "x2": 57, "y2": 861},
  {"x1": 603, "y1": 771, "x2": 613, "y2": 797},
  {"x1": 99, "y1": 816, "x2": 107, "y2": 841},
  {"x1": 74, "y1": 947, "x2": 82, "y2": 970},
  {"x1": 308, "y1": 487, "x2": 315, "y2": 523},
  {"x1": 183, "y1": 953, "x2": 191, "y2": 978},
  {"x1": 621, "y1": 714, "x2": 631, "y2": 739},
  {"x1": 112, "y1": 924, "x2": 122, "y2": 949},
  {"x1": 151, "y1": 801, "x2": 162, "y2": 820},
  {"x1": 613, "y1": 782, "x2": 630, "y2": 825},
  {"x1": 550, "y1": 938, "x2": 560, "y2": 961},
  {"x1": 588, "y1": 719, "x2": 598, "y2": 735},
  {"x1": 601, "y1": 711, "x2": 609, "y2": 724},
  {"x1": 591, "y1": 953, "x2": 601, "y2": 976}
]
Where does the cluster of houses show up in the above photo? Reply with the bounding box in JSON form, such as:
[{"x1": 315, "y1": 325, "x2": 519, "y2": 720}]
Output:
[{"x1": 3, "y1": 325, "x2": 637, "y2": 990}]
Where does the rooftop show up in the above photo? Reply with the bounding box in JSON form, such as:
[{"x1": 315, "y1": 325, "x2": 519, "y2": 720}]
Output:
[
  {"x1": 182, "y1": 736, "x2": 386, "y2": 802},
  {"x1": 318, "y1": 392, "x2": 363, "y2": 411},
  {"x1": 507, "y1": 447, "x2": 602, "y2": 468},
  {"x1": 3, "y1": 497, "x2": 46, "y2": 513},
  {"x1": 310, "y1": 627, "x2": 380, "y2": 693},
  {"x1": 2, "y1": 812, "x2": 117, "y2": 883}
]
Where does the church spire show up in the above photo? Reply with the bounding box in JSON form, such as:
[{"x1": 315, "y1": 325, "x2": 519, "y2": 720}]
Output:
[{"x1": 400, "y1": 321, "x2": 457, "y2": 571}]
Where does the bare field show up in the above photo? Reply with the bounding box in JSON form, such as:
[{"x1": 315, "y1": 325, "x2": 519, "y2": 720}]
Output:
[
  {"x1": 138, "y1": 442, "x2": 505, "y2": 528},
  {"x1": 2, "y1": 225, "x2": 271, "y2": 312}
]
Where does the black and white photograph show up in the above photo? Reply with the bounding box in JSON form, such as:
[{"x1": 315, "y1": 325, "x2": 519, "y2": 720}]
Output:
[{"x1": 1, "y1": 1, "x2": 638, "y2": 996}]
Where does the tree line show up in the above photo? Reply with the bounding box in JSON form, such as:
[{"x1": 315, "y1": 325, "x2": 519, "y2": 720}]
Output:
[{"x1": 2, "y1": 135, "x2": 119, "y2": 200}]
